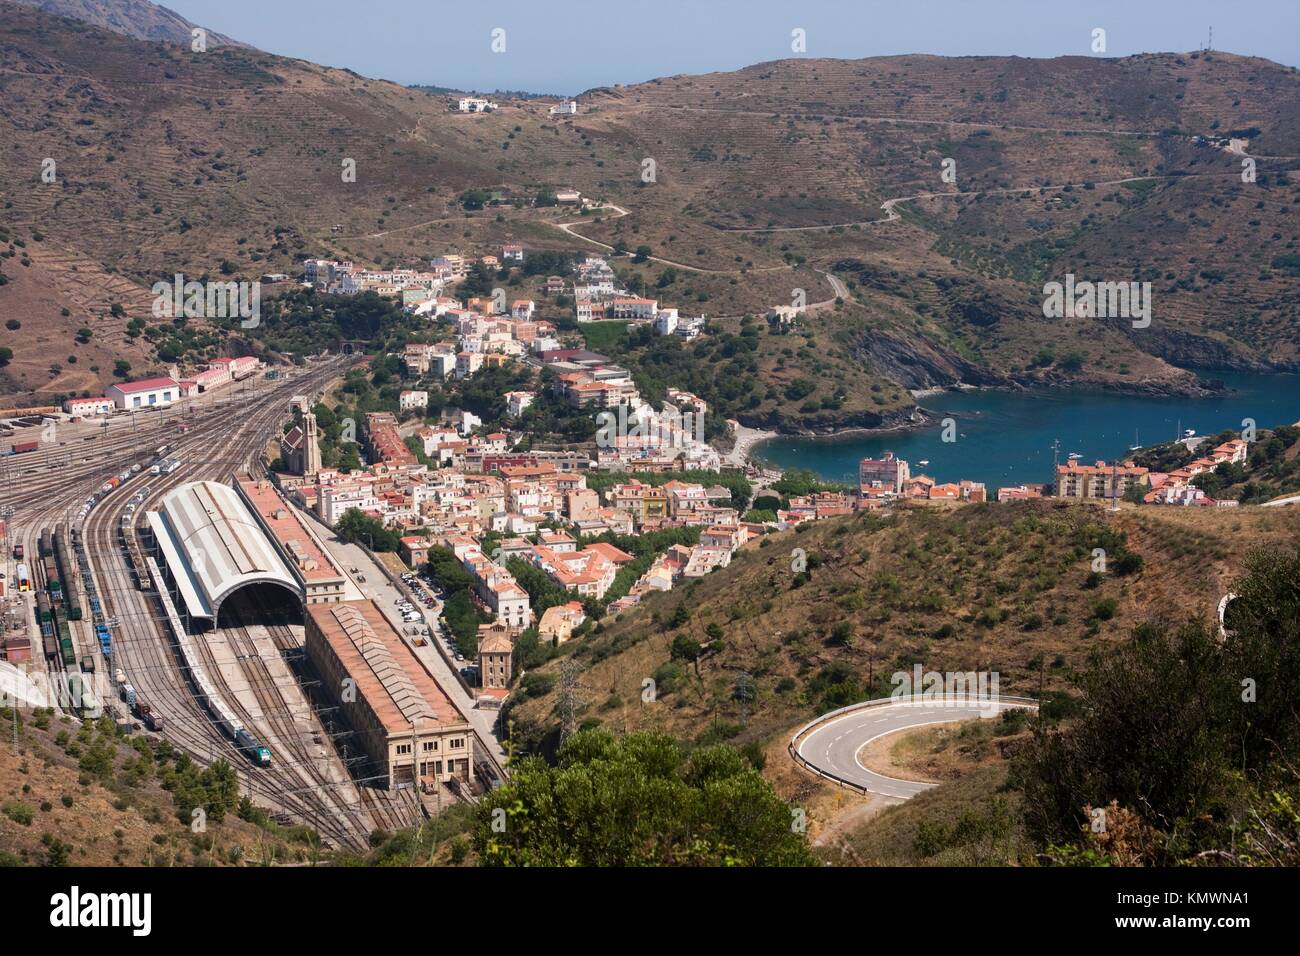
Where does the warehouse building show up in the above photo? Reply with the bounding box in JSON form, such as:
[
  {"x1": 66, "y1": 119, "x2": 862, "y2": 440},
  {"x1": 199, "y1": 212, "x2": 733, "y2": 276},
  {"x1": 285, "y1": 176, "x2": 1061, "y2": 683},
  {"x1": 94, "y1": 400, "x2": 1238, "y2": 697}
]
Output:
[
  {"x1": 107, "y1": 376, "x2": 181, "y2": 410},
  {"x1": 62, "y1": 397, "x2": 114, "y2": 417},
  {"x1": 304, "y1": 600, "x2": 473, "y2": 789}
]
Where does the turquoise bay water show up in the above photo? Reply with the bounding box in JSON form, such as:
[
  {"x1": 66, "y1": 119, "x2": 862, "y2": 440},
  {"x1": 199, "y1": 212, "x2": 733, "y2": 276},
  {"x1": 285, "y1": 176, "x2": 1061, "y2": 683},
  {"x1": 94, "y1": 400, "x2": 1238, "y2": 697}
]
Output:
[{"x1": 753, "y1": 372, "x2": 1300, "y2": 489}]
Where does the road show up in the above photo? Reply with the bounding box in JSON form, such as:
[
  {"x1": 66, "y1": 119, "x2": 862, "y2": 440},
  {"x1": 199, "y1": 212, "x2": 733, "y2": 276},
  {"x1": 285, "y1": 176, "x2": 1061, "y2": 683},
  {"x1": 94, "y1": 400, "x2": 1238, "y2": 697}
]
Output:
[
  {"x1": 794, "y1": 698, "x2": 1034, "y2": 798},
  {"x1": 1262, "y1": 493, "x2": 1300, "y2": 507}
]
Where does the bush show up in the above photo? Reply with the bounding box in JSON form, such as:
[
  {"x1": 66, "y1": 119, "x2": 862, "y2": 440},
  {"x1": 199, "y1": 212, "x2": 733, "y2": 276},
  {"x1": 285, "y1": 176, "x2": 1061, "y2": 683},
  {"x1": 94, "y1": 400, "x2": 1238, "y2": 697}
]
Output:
[{"x1": 2, "y1": 802, "x2": 34, "y2": 826}]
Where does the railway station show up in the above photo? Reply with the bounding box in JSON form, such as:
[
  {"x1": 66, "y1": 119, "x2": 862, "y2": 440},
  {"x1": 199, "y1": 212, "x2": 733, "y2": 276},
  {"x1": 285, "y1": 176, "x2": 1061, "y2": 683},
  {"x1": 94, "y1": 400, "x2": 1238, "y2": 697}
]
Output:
[{"x1": 145, "y1": 480, "x2": 303, "y2": 630}]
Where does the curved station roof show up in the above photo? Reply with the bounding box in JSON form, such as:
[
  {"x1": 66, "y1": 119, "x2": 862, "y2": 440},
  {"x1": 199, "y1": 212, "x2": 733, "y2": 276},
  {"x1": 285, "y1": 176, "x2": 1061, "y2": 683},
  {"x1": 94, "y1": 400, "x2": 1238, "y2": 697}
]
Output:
[{"x1": 146, "y1": 480, "x2": 300, "y2": 622}]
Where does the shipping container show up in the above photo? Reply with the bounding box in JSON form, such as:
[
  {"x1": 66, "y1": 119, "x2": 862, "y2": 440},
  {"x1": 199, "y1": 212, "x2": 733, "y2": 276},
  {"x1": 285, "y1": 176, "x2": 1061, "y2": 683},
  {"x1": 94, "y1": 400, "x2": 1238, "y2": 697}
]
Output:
[{"x1": 10, "y1": 441, "x2": 39, "y2": 455}]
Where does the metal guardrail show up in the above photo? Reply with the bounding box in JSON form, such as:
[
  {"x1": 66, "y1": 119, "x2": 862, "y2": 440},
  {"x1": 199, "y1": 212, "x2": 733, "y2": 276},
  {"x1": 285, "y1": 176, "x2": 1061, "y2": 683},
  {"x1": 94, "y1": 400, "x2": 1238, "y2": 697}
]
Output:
[{"x1": 787, "y1": 694, "x2": 1041, "y2": 794}]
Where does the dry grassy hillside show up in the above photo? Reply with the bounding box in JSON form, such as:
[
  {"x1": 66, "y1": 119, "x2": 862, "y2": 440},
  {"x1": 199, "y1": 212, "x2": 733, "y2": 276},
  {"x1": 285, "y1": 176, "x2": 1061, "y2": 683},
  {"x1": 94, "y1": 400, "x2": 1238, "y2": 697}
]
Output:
[
  {"x1": 507, "y1": 500, "x2": 1300, "y2": 760},
  {"x1": 2, "y1": 1, "x2": 1298, "y2": 408},
  {"x1": 0, "y1": 705, "x2": 317, "y2": 866}
]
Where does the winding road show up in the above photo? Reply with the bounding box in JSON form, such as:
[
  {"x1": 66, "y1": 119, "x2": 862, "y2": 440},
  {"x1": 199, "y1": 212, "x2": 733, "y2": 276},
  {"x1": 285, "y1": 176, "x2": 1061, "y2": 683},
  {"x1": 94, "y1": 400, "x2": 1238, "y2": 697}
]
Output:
[{"x1": 793, "y1": 697, "x2": 1035, "y2": 798}]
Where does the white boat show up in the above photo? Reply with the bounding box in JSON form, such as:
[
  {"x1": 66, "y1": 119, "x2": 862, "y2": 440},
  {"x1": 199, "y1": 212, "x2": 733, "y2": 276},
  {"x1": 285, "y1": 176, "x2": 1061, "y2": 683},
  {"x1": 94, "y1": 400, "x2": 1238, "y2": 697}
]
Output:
[
  {"x1": 1067, "y1": 452, "x2": 1082, "y2": 460},
  {"x1": 918, "y1": 460, "x2": 930, "y2": 467},
  {"x1": 1184, "y1": 429, "x2": 1196, "y2": 438}
]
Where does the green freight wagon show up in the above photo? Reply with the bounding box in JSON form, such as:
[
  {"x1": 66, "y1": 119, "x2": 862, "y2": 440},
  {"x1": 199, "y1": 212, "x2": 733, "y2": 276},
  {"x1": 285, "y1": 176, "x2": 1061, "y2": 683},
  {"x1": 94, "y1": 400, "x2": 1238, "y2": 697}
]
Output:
[{"x1": 59, "y1": 638, "x2": 76, "y2": 668}]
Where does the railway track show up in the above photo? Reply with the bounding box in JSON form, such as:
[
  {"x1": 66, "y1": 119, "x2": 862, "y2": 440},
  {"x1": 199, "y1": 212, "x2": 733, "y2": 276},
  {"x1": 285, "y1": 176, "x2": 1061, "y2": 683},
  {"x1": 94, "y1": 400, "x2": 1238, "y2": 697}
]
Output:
[
  {"x1": 4, "y1": 358, "x2": 367, "y2": 846},
  {"x1": 200, "y1": 606, "x2": 373, "y2": 848}
]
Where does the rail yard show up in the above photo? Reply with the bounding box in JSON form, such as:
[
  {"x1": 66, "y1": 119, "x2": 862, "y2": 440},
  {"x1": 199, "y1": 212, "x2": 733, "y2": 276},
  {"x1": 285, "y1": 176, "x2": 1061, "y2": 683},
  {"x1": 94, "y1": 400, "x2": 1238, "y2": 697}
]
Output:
[{"x1": 0, "y1": 356, "x2": 440, "y2": 850}]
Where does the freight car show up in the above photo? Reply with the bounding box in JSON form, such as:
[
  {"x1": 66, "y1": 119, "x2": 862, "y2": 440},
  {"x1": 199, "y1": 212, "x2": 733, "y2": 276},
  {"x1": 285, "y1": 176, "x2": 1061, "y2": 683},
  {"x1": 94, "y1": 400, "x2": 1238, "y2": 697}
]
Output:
[
  {"x1": 94, "y1": 623, "x2": 112, "y2": 658},
  {"x1": 134, "y1": 700, "x2": 163, "y2": 732}
]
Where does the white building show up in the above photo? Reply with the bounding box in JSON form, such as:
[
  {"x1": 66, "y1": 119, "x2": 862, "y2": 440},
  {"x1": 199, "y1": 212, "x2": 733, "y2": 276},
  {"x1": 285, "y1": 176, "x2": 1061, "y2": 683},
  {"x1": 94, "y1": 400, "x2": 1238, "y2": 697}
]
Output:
[
  {"x1": 399, "y1": 390, "x2": 429, "y2": 412},
  {"x1": 319, "y1": 484, "x2": 381, "y2": 526},
  {"x1": 63, "y1": 397, "x2": 114, "y2": 417},
  {"x1": 458, "y1": 97, "x2": 497, "y2": 112},
  {"x1": 457, "y1": 410, "x2": 482, "y2": 435},
  {"x1": 506, "y1": 391, "x2": 536, "y2": 418},
  {"x1": 106, "y1": 377, "x2": 180, "y2": 410},
  {"x1": 549, "y1": 100, "x2": 579, "y2": 116},
  {"x1": 654, "y1": 308, "x2": 678, "y2": 336},
  {"x1": 429, "y1": 352, "x2": 456, "y2": 379}
]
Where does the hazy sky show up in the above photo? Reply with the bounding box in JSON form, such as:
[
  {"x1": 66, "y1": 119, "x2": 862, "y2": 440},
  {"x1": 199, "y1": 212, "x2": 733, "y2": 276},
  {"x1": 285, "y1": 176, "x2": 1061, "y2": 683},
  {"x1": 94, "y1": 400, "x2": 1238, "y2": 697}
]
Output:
[{"x1": 165, "y1": 0, "x2": 1300, "y2": 93}]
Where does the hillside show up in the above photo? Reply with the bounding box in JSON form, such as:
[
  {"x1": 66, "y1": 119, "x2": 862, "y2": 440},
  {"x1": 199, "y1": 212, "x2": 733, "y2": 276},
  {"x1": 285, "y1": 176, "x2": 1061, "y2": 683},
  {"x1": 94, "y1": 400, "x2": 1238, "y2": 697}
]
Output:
[
  {"x1": 506, "y1": 500, "x2": 1300, "y2": 758},
  {"x1": 9, "y1": 0, "x2": 249, "y2": 47},
  {"x1": 2, "y1": 2, "x2": 1299, "y2": 415},
  {"x1": 0, "y1": 705, "x2": 319, "y2": 866}
]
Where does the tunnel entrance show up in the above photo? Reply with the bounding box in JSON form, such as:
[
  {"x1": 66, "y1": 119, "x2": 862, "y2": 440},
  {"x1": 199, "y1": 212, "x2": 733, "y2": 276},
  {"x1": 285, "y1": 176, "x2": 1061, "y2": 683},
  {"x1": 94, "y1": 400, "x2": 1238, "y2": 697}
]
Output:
[{"x1": 216, "y1": 582, "x2": 304, "y2": 630}]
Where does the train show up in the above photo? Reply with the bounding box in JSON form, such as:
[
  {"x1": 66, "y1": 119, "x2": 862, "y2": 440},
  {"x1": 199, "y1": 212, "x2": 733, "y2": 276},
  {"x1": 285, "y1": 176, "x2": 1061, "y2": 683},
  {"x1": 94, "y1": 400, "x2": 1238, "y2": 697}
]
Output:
[
  {"x1": 5, "y1": 440, "x2": 39, "y2": 456},
  {"x1": 134, "y1": 699, "x2": 163, "y2": 732},
  {"x1": 94, "y1": 623, "x2": 112, "y2": 658},
  {"x1": 52, "y1": 530, "x2": 80, "y2": 620},
  {"x1": 122, "y1": 525, "x2": 153, "y2": 592},
  {"x1": 234, "y1": 730, "x2": 272, "y2": 767},
  {"x1": 148, "y1": 557, "x2": 272, "y2": 768},
  {"x1": 15, "y1": 563, "x2": 30, "y2": 592}
]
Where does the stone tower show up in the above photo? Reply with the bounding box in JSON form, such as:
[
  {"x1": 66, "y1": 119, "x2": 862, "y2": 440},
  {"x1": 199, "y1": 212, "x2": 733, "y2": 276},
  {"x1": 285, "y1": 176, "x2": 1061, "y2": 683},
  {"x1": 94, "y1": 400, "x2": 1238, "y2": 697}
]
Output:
[{"x1": 303, "y1": 411, "x2": 322, "y2": 476}]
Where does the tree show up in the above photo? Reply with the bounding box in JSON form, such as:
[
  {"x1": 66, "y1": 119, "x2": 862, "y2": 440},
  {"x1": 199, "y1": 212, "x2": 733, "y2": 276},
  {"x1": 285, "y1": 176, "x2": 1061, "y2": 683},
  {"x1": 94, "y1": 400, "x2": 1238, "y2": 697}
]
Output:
[
  {"x1": 632, "y1": 245, "x2": 652, "y2": 264},
  {"x1": 335, "y1": 508, "x2": 400, "y2": 552},
  {"x1": 670, "y1": 634, "x2": 702, "y2": 675},
  {"x1": 0, "y1": 347, "x2": 11, "y2": 367},
  {"x1": 1016, "y1": 544, "x2": 1300, "y2": 864},
  {"x1": 474, "y1": 730, "x2": 814, "y2": 866}
]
